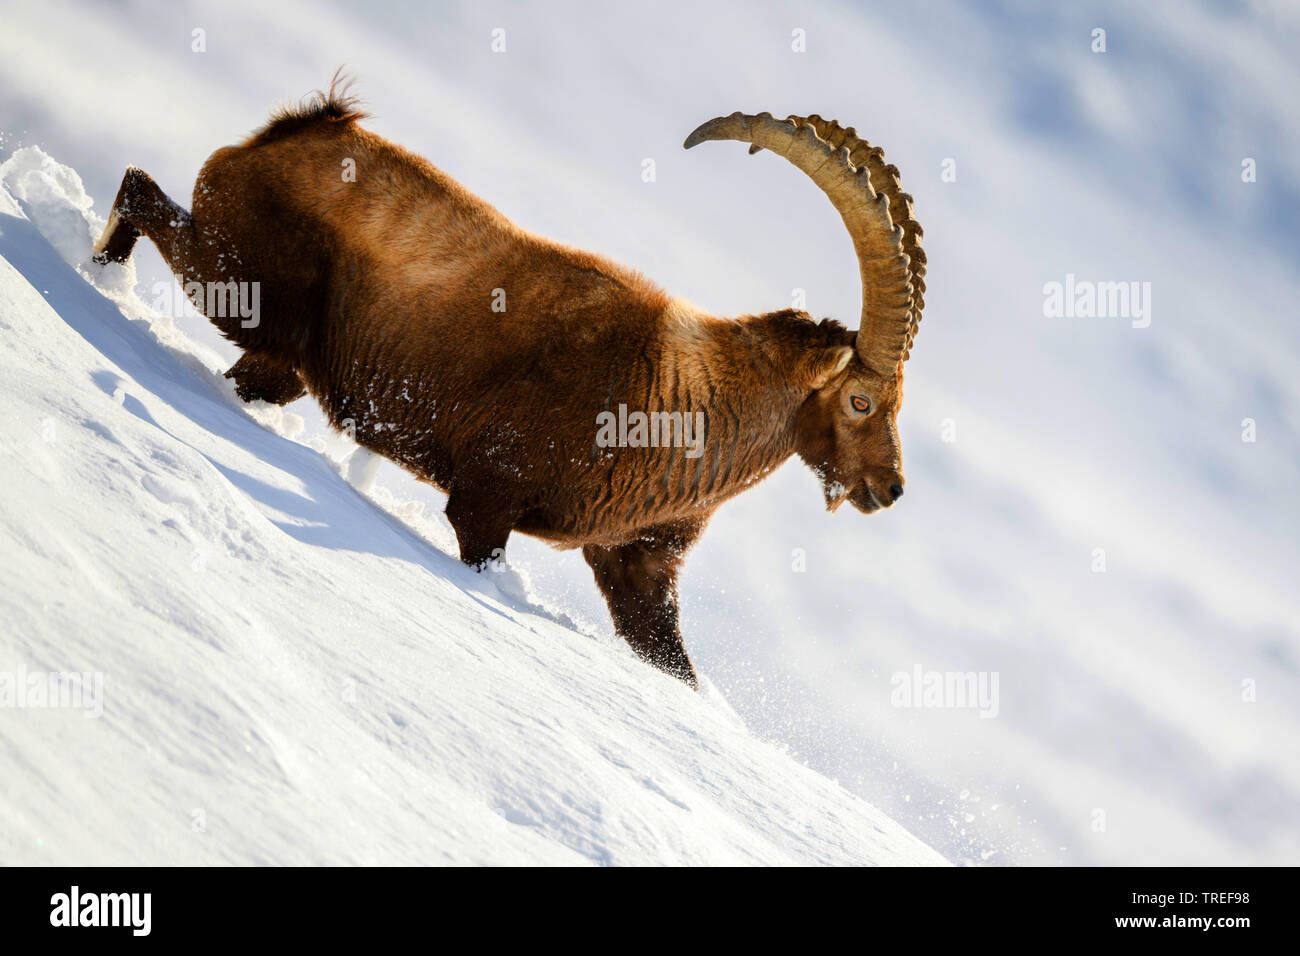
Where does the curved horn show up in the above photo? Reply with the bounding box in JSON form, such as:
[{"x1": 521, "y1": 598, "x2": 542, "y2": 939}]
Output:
[
  {"x1": 684, "y1": 112, "x2": 920, "y2": 372},
  {"x1": 786, "y1": 115, "x2": 926, "y2": 359}
]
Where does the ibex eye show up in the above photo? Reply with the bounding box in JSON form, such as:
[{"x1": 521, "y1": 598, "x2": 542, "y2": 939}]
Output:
[{"x1": 850, "y1": 395, "x2": 872, "y2": 414}]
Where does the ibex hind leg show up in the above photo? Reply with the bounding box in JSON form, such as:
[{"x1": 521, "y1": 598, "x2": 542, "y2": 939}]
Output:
[
  {"x1": 93, "y1": 167, "x2": 196, "y2": 273},
  {"x1": 92, "y1": 206, "x2": 141, "y2": 264},
  {"x1": 223, "y1": 352, "x2": 305, "y2": 405}
]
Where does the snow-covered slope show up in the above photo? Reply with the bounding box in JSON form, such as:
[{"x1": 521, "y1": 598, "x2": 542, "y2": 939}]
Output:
[{"x1": 0, "y1": 149, "x2": 945, "y2": 866}]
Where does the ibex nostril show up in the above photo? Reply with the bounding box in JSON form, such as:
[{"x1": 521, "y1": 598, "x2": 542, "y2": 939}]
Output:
[{"x1": 888, "y1": 483, "x2": 905, "y2": 502}]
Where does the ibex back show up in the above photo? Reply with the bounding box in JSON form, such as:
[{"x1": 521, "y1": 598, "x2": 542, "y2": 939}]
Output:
[{"x1": 94, "y1": 79, "x2": 927, "y2": 687}]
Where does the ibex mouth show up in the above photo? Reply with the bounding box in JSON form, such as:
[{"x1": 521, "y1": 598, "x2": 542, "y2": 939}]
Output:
[{"x1": 847, "y1": 482, "x2": 885, "y2": 514}]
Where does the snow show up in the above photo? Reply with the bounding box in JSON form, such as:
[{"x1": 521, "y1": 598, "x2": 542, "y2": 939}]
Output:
[{"x1": 0, "y1": 149, "x2": 944, "y2": 865}]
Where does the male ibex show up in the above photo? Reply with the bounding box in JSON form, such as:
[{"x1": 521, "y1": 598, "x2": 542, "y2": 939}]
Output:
[{"x1": 94, "y1": 80, "x2": 926, "y2": 687}]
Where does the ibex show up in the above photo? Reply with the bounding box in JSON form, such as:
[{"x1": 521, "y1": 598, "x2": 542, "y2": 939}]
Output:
[{"x1": 93, "y1": 80, "x2": 926, "y2": 687}]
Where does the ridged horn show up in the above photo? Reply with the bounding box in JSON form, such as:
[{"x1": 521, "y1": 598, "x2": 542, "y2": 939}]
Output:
[
  {"x1": 786, "y1": 115, "x2": 925, "y2": 359},
  {"x1": 684, "y1": 111, "x2": 919, "y2": 373}
]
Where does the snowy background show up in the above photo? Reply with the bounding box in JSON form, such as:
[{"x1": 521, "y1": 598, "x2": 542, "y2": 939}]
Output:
[{"x1": 1, "y1": 0, "x2": 1297, "y2": 865}]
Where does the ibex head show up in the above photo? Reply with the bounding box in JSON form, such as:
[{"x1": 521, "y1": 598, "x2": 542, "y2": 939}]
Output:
[{"x1": 685, "y1": 112, "x2": 926, "y2": 514}]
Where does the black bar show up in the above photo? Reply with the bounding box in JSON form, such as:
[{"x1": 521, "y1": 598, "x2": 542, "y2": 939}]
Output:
[{"x1": 0, "y1": 865, "x2": 1282, "y2": 943}]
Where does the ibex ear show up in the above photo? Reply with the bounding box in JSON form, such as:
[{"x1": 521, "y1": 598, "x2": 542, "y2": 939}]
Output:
[{"x1": 805, "y1": 345, "x2": 854, "y2": 390}]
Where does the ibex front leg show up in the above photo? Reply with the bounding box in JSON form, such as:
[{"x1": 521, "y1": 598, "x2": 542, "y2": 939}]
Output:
[
  {"x1": 93, "y1": 167, "x2": 196, "y2": 272},
  {"x1": 583, "y1": 519, "x2": 705, "y2": 689}
]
